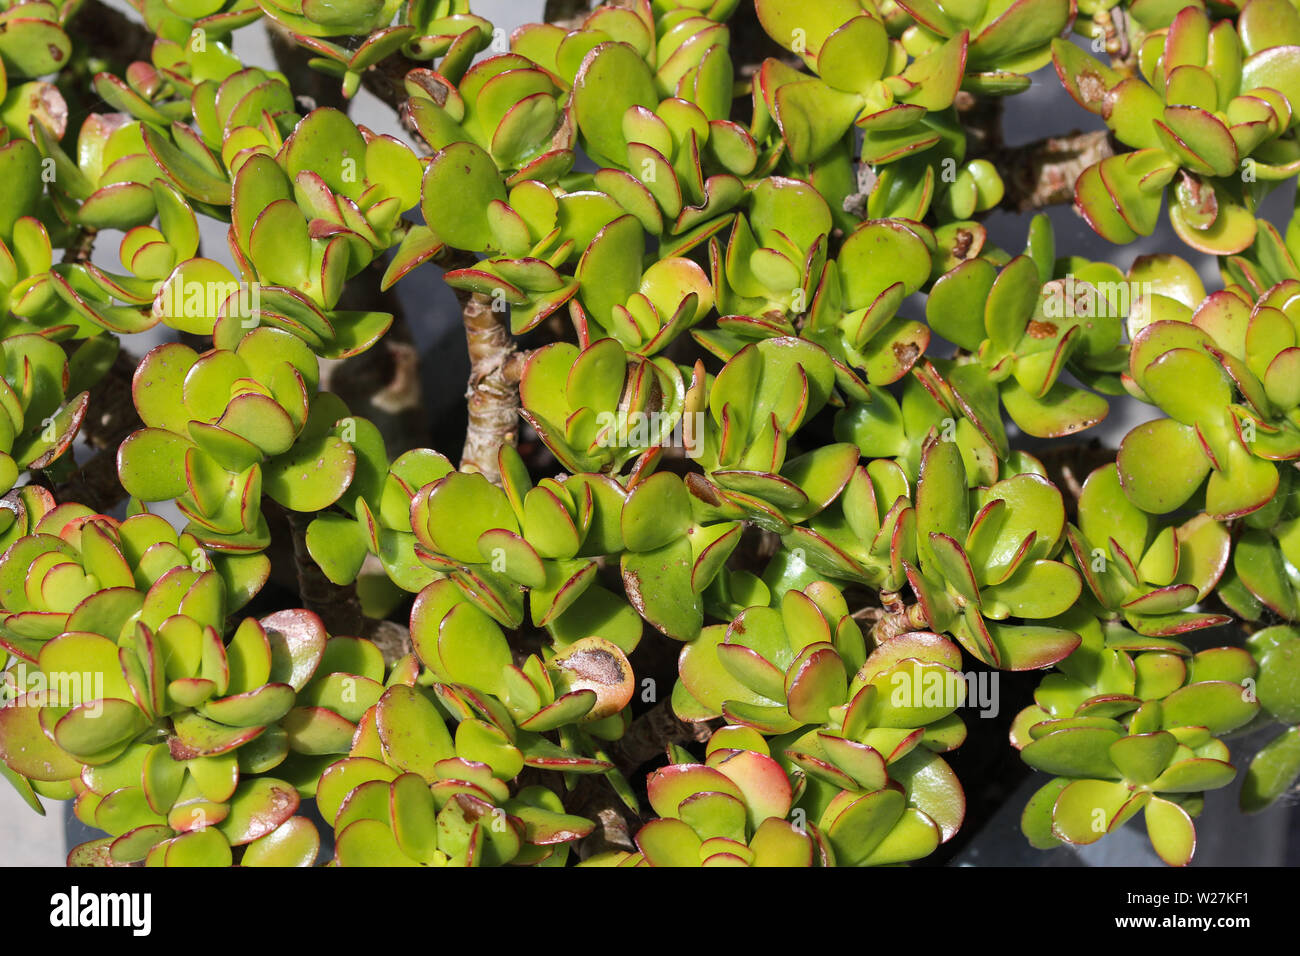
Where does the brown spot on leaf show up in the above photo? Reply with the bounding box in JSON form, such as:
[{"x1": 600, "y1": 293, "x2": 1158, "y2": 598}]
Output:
[
  {"x1": 237, "y1": 783, "x2": 299, "y2": 844},
  {"x1": 952, "y1": 228, "x2": 973, "y2": 259},
  {"x1": 552, "y1": 637, "x2": 634, "y2": 720},
  {"x1": 685, "y1": 472, "x2": 722, "y2": 505},
  {"x1": 168, "y1": 737, "x2": 201, "y2": 761},
  {"x1": 48, "y1": 43, "x2": 63, "y2": 62},
  {"x1": 1079, "y1": 70, "x2": 1105, "y2": 108},
  {"x1": 622, "y1": 568, "x2": 644, "y2": 613},
  {"x1": 892, "y1": 340, "x2": 921, "y2": 367},
  {"x1": 1175, "y1": 170, "x2": 1217, "y2": 224},
  {"x1": 1027, "y1": 320, "x2": 1057, "y2": 339},
  {"x1": 556, "y1": 646, "x2": 624, "y2": 685}
]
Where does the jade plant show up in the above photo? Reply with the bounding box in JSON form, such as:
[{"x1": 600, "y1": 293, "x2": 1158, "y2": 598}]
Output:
[
  {"x1": 1240, "y1": 625, "x2": 1300, "y2": 811},
  {"x1": 1014, "y1": 619, "x2": 1260, "y2": 864},
  {"x1": 0, "y1": 0, "x2": 1297, "y2": 871},
  {"x1": 1055, "y1": 0, "x2": 1300, "y2": 254}
]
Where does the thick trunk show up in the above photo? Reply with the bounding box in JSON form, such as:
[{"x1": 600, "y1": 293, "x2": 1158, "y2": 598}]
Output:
[
  {"x1": 457, "y1": 289, "x2": 524, "y2": 486},
  {"x1": 1000, "y1": 129, "x2": 1117, "y2": 212}
]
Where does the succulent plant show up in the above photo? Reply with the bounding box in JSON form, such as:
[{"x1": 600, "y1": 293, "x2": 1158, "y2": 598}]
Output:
[
  {"x1": 320, "y1": 683, "x2": 599, "y2": 867},
  {"x1": 690, "y1": 337, "x2": 851, "y2": 501},
  {"x1": 306, "y1": 445, "x2": 451, "y2": 594},
  {"x1": 117, "y1": 334, "x2": 360, "y2": 553},
  {"x1": 258, "y1": 0, "x2": 402, "y2": 38},
  {"x1": 667, "y1": 581, "x2": 969, "y2": 864},
  {"x1": 589, "y1": 717, "x2": 961, "y2": 867},
  {"x1": 1221, "y1": 184, "x2": 1300, "y2": 295},
  {"x1": 0, "y1": 508, "x2": 266, "y2": 658},
  {"x1": 1065, "y1": 463, "x2": 1233, "y2": 636},
  {"x1": 127, "y1": 0, "x2": 262, "y2": 42},
  {"x1": 519, "y1": 336, "x2": 685, "y2": 472},
  {"x1": 753, "y1": 0, "x2": 967, "y2": 168},
  {"x1": 900, "y1": 0, "x2": 1073, "y2": 84},
  {"x1": 900, "y1": 435, "x2": 1084, "y2": 669},
  {"x1": 586, "y1": 732, "x2": 820, "y2": 866},
  {"x1": 0, "y1": 1, "x2": 71, "y2": 81},
  {"x1": 799, "y1": 217, "x2": 935, "y2": 387},
  {"x1": 1239, "y1": 625, "x2": 1300, "y2": 812},
  {"x1": 409, "y1": 576, "x2": 636, "y2": 732},
  {"x1": 1015, "y1": 621, "x2": 1260, "y2": 864},
  {"x1": 0, "y1": 328, "x2": 90, "y2": 495},
  {"x1": 673, "y1": 581, "x2": 868, "y2": 732},
  {"x1": 1, "y1": 0, "x2": 1298, "y2": 873},
  {"x1": 1117, "y1": 283, "x2": 1300, "y2": 522},
  {"x1": 1055, "y1": 1, "x2": 1300, "y2": 254},
  {"x1": 926, "y1": 254, "x2": 1121, "y2": 439},
  {"x1": 676, "y1": 581, "x2": 964, "y2": 752},
  {"x1": 573, "y1": 219, "x2": 715, "y2": 356},
  {"x1": 0, "y1": 515, "x2": 378, "y2": 865},
  {"x1": 406, "y1": 54, "x2": 569, "y2": 178}
]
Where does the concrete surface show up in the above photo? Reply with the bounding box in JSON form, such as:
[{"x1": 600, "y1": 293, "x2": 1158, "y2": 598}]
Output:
[{"x1": 0, "y1": 784, "x2": 68, "y2": 866}]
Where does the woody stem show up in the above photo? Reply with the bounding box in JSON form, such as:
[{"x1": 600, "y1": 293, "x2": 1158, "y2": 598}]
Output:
[{"x1": 456, "y1": 282, "x2": 525, "y2": 486}]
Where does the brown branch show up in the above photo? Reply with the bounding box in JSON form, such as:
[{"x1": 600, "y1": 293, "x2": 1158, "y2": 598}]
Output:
[
  {"x1": 266, "y1": 19, "x2": 350, "y2": 113},
  {"x1": 367, "y1": 618, "x2": 414, "y2": 667},
  {"x1": 999, "y1": 128, "x2": 1116, "y2": 212},
  {"x1": 953, "y1": 85, "x2": 1116, "y2": 214},
  {"x1": 61, "y1": 227, "x2": 96, "y2": 266},
  {"x1": 571, "y1": 784, "x2": 639, "y2": 860},
  {"x1": 842, "y1": 161, "x2": 879, "y2": 221},
  {"x1": 554, "y1": 768, "x2": 641, "y2": 860},
  {"x1": 54, "y1": 346, "x2": 139, "y2": 512},
  {"x1": 1096, "y1": 5, "x2": 1135, "y2": 69},
  {"x1": 284, "y1": 508, "x2": 367, "y2": 638},
  {"x1": 65, "y1": 0, "x2": 155, "y2": 67},
  {"x1": 544, "y1": 0, "x2": 598, "y2": 28},
  {"x1": 611, "y1": 697, "x2": 720, "y2": 777},
  {"x1": 579, "y1": 806, "x2": 638, "y2": 858},
  {"x1": 456, "y1": 285, "x2": 524, "y2": 486},
  {"x1": 852, "y1": 590, "x2": 929, "y2": 643},
  {"x1": 360, "y1": 52, "x2": 430, "y2": 155},
  {"x1": 867, "y1": 606, "x2": 929, "y2": 643}
]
